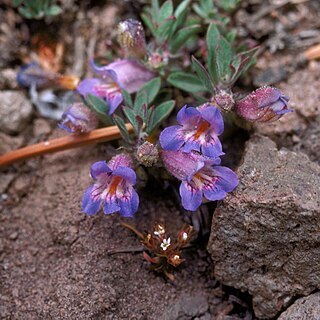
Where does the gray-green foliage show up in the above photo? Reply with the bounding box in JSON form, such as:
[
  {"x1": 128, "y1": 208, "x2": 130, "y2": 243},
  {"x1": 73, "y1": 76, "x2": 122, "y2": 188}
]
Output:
[{"x1": 12, "y1": 0, "x2": 62, "y2": 19}]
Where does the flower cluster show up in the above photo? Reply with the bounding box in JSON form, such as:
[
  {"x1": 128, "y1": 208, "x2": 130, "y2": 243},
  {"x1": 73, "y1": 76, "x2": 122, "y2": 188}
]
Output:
[
  {"x1": 122, "y1": 221, "x2": 194, "y2": 280},
  {"x1": 160, "y1": 104, "x2": 238, "y2": 211}
]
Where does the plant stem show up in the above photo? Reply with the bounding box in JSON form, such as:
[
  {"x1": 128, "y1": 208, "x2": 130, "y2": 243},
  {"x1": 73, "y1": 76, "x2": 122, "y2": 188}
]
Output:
[
  {"x1": 121, "y1": 221, "x2": 145, "y2": 239},
  {"x1": 0, "y1": 124, "x2": 133, "y2": 168}
]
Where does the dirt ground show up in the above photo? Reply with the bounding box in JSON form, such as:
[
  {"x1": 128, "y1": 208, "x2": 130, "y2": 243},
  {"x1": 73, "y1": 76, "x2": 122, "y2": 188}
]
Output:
[
  {"x1": 1, "y1": 134, "x2": 254, "y2": 319},
  {"x1": 1, "y1": 0, "x2": 320, "y2": 319}
]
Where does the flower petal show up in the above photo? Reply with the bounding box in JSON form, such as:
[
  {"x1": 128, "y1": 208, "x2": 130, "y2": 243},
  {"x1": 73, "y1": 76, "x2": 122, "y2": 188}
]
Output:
[
  {"x1": 107, "y1": 91, "x2": 123, "y2": 114},
  {"x1": 179, "y1": 181, "x2": 202, "y2": 211},
  {"x1": 113, "y1": 166, "x2": 136, "y2": 185},
  {"x1": 103, "y1": 197, "x2": 121, "y2": 215},
  {"x1": 257, "y1": 87, "x2": 281, "y2": 108},
  {"x1": 200, "y1": 106, "x2": 224, "y2": 135},
  {"x1": 203, "y1": 188, "x2": 227, "y2": 201},
  {"x1": 91, "y1": 59, "x2": 155, "y2": 93},
  {"x1": 177, "y1": 105, "x2": 200, "y2": 126},
  {"x1": 90, "y1": 161, "x2": 111, "y2": 180},
  {"x1": 119, "y1": 189, "x2": 139, "y2": 217},
  {"x1": 201, "y1": 138, "x2": 224, "y2": 159},
  {"x1": 159, "y1": 126, "x2": 185, "y2": 151},
  {"x1": 82, "y1": 185, "x2": 102, "y2": 215},
  {"x1": 77, "y1": 78, "x2": 103, "y2": 96},
  {"x1": 212, "y1": 166, "x2": 239, "y2": 192}
]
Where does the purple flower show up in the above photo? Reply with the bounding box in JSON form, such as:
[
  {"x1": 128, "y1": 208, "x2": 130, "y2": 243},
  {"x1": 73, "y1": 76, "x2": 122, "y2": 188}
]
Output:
[
  {"x1": 58, "y1": 103, "x2": 99, "y2": 134},
  {"x1": 77, "y1": 59, "x2": 156, "y2": 114},
  {"x1": 17, "y1": 62, "x2": 54, "y2": 88},
  {"x1": 233, "y1": 86, "x2": 292, "y2": 122},
  {"x1": 160, "y1": 104, "x2": 224, "y2": 158},
  {"x1": 82, "y1": 154, "x2": 139, "y2": 217},
  {"x1": 161, "y1": 150, "x2": 238, "y2": 211}
]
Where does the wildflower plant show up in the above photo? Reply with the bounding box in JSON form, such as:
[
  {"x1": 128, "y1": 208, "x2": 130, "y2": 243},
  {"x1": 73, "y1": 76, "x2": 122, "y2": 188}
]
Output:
[
  {"x1": 13, "y1": 0, "x2": 293, "y2": 277},
  {"x1": 122, "y1": 221, "x2": 194, "y2": 280}
]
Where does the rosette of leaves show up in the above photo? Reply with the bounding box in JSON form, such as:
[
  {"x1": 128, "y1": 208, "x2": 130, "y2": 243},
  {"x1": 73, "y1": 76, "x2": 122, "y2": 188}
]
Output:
[
  {"x1": 84, "y1": 77, "x2": 175, "y2": 146},
  {"x1": 168, "y1": 23, "x2": 258, "y2": 97},
  {"x1": 141, "y1": 0, "x2": 202, "y2": 55},
  {"x1": 12, "y1": 0, "x2": 62, "y2": 19}
]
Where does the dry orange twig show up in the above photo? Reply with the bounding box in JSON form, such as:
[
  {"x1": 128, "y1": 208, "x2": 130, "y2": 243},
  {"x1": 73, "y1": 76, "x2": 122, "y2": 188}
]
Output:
[
  {"x1": 0, "y1": 124, "x2": 133, "y2": 168},
  {"x1": 304, "y1": 44, "x2": 320, "y2": 61}
]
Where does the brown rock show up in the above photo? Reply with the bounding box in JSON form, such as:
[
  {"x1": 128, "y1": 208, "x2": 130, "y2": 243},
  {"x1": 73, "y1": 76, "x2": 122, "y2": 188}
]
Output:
[
  {"x1": 33, "y1": 118, "x2": 52, "y2": 138},
  {"x1": 0, "y1": 132, "x2": 24, "y2": 154},
  {"x1": 0, "y1": 91, "x2": 33, "y2": 134},
  {"x1": 278, "y1": 292, "x2": 320, "y2": 320},
  {"x1": 208, "y1": 135, "x2": 320, "y2": 319}
]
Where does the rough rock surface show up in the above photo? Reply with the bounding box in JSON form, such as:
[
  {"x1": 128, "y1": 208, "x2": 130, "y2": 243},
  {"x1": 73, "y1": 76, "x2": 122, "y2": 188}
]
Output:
[
  {"x1": 208, "y1": 135, "x2": 320, "y2": 319},
  {"x1": 161, "y1": 294, "x2": 209, "y2": 320},
  {"x1": 0, "y1": 91, "x2": 33, "y2": 134},
  {"x1": 291, "y1": 114, "x2": 320, "y2": 166},
  {"x1": 278, "y1": 292, "x2": 320, "y2": 320}
]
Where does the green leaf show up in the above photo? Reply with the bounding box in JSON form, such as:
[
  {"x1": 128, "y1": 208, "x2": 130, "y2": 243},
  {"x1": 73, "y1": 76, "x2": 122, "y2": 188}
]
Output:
[
  {"x1": 191, "y1": 56, "x2": 215, "y2": 93},
  {"x1": 12, "y1": 0, "x2": 24, "y2": 7},
  {"x1": 158, "y1": 17, "x2": 176, "y2": 42},
  {"x1": 160, "y1": 0, "x2": 173, "y2": 21},
  {"x1": 174, "y1": 0, "x2": 191, "y2": 18},
  {"x1": 141, "y1": 13, "x2": 156, "y2": 38},
  {"x1": 167, "y1": 72, "x2": 206, "y2": 92},
  {"x1": 206, "y1": 24, "x2": 220, "y2": 84},
  {"x1": 46, "y1": 5, "x2": 62, "y2": 16},
  {"x1": 230, "y1": 47, "x2": 258, "y2": 83},
  {"x1": 201, "y1": 0, "x2": 215, "y2": 12},
  {"x1": 171, "y1": 0, "x2": 190, "y2": 34},
  {"x1": 226, "y1": 30, "x2": 236, "y2": 45},
  {"x1": 122, "y1": 89, "x2": 133, "y2": 108},
  {"x1": 170, "y1": 24, "x2": 201, "y2": 53},
  {"x1": 18, "y1": 7, "x2": 35, "y2": 19},
  {"x1": 192, "y1": 4, "x2": 207, "y2": 19},
  {"x1": 151, "y1": 0, "x2": 160, "y2": 24},
  {"x1": 113, "y1": 115, "x2": 132, "y2": 143},
  {"x1": 122, "y1": 106, "x2": 138, "y2": 133},
  {"x1": 215, "y1": 37, "x2": 232, "y2": 81},
  {"x1": 134, "y1": 77, "x2": 161, "y2": 113},
  {"x1": 85, "y1": 94, "x2": 112, "y2": 125},
  {"x1": 147, "y1": 100, "x2": 175, "y2": 133}
]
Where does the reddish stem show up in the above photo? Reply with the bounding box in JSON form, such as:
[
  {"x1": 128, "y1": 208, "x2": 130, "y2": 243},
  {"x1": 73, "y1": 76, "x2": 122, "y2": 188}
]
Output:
[{"x1": 0, "y1": 124, "x2": 132, "y2": 168}]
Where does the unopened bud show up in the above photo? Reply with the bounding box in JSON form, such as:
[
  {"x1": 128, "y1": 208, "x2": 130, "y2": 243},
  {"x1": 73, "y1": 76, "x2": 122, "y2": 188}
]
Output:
[
  {"x1": 168, "y1": 254, "x2": 183, "y2": 267},
  {"x1": 153, "y1": 223, "x2": 166, "y2": 237},
  {"x1": 148, "y1": 52, "x2": 169, "y2": 69},
  {"x1": 233, "y1": 86, "x2": 292, "y2": 123},
  {"x1": 117, "y1": 19, "x2": 147, "y2": 59},
  {"x1": 212, "y1": 90, "x2": 235, "y2": 112},
  {"x1": 58, "y1": 103, "x2": 99, "y2": 134},
  {"x1": 177, "y1": 225, "x2": 193, "y2": 244},
  {"x1": 136, "y1": 142, "x2": 159, "y2": 167}
]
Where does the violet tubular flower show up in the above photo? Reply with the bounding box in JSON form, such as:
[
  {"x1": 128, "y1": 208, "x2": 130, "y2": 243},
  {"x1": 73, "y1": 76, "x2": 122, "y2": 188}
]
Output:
[
  {"x1": 160, "y1": 104, "x2": 224, "y2": 158},
  {"x1": 58, "y1": 103, "x2": 99, "y2": 134},
  {"x1": 82, "y1": 154, "x2": 139, "y2": 217},
  {"x1": 233, "y1": 86, "x2": 292, "y2": 122},
  {"x1": 161, "y1": 150, "x2": 238, "y2": 211},
  {"x1": 77, "y1": 59, "x2": 156, "y2": 114}
]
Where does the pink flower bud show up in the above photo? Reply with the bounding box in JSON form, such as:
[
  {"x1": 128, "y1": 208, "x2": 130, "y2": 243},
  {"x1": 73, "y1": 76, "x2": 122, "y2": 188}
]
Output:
[
  {"x1": 117, "y1": 19, "x2": 147, "y2": 59},
  {"x1": 58, "y1": 103, "x2": 99, "y2": 134},
  {"x1": 233, "y1": 87, "x2": 292, "y2": 122}
]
